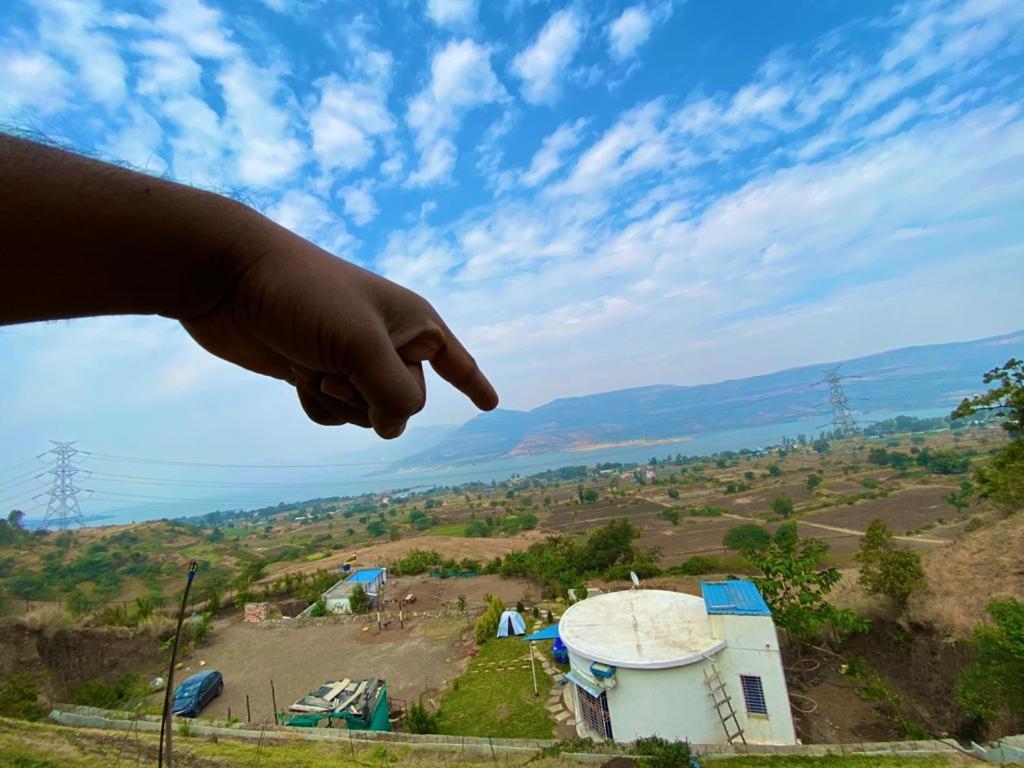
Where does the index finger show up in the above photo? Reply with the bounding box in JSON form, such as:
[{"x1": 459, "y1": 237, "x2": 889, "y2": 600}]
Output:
[{"x1": 429, "y1": 328, "x2": 499, "y2": 411}]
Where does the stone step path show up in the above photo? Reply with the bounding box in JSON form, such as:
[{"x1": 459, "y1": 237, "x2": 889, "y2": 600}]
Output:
[{"x1": 531, "y1": 621, "x2": 576, "y2": 731}]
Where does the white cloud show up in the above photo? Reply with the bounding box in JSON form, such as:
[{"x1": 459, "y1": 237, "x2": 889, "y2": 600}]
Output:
[
  {"x1": 311, "y1": 77, "x2": 395, "y2": 174},
  {"x1": 0, "y1": 50, "x2": 69, "y2": 115},
  {"x1": 607, "y1": 5, "x2": 652, "y2": 62},
  {"x1": 217, "y1": 59, "x2": 305, "y2": 185},
  {"x1": 425, "y1": 0, "x2": 478, "y2": 28},
  {"x1": 378, "y1": 226, "x2": 459, "y2": 289},
  {"x1": 406, "y1": 39, "x2": 506, "y2": 186},
  {"x1": 341, "y1": 182, "x2": 379, "y2": 226},
  {"x1": 511, "y1": 8, "x2": 583, "y2": 105},
  {"x1": 30, "y1": 0, "x2": 127, "y2": 108},
  {"x1": 520, "y1": 118, "x2": 587, "y2": 186},
  {"x1": 267, "y1": 190, "x2": 353, "y2": 255},
  {"x1": 550, "y1": 101, "x2": 670, "y2": 196},
  {"x1": 101, "y1": 105, "x2": 168, "y2": 174}
]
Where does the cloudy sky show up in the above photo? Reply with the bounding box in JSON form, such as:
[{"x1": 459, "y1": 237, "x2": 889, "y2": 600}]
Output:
[{"x1": 2, "y1": 0, "x2": 1024, "y2": 484}]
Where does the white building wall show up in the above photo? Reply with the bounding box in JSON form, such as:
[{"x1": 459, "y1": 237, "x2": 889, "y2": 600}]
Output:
[
  {"x1": 325, "y1": 596, "x2": 350, "y2": 613},
  {"x1": 708, "y1": 614, "x2": 797, "y2": 745},
  {"x1": 568, "y1": 649, "x2": 723, "y2": 744}
]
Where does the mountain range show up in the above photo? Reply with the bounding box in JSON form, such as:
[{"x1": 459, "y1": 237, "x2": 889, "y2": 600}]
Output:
[{"x1": 396, "y1": 330, "x2": 1023, "y2": 469}]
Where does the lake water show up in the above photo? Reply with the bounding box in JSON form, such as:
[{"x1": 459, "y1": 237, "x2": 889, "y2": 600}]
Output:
[{"x1": 58, "y1": 407, "x2": 950, "y2": 527}]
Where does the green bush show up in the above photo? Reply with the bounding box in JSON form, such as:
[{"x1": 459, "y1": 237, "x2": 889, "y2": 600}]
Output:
[
  {"x1": 474, "y1": 594, "x2": 505, "y2": 644},
  {"x1": 956, "y1": 598, "x2": 1024, "y2": 724},
  {"x1": 0, "y1": 674, "x2": 48, "y2": 721},
  {"x1": 72, "y1": 674, "x2": 146, "y2": 710},
  {"x1": 660, "y1": 508, "x2": 680, "y2": 525},
  {"x1": 390, "y1": 549, "x2": 443, "y2": 576},
  {"x1": 407, "y1": 699, "x2": 439, "y2": 734},
  {"x1": 310, "y1": 597, "x2": 328, "y2": 617},
  {"x1": 348, "y1": 585, "x2": 371, "y2": 614},
  {"x1": 965, "y1": 516, "x2": 985, "y2": 533},
  {"x1": 674, "y1": 555, "x2": 718, "y2": 575},
  {"x1": 632, "y1": 735, "x2": 692, "y2": 767}
]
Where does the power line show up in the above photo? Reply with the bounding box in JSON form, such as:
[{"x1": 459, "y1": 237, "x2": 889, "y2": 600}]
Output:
[
  {"x1": 0, "y1": 454, "x2": 46, "y2": 477},
  {"x1": 40, "y1": 441, "x2": 86, "y2": 530},
  {"x1": 83, "y1": 451, "x2": 390, "y2": 469},
  {"x1": 87, "y1": 471, "x2": 358, "y2": 488}
]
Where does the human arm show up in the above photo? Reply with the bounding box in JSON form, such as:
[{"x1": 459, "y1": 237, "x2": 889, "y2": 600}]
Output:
[{"x1": 0, "y1": 134, "x2": 498, "y2": 437}]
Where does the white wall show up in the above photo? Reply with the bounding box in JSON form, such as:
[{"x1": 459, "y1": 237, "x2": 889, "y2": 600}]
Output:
[
  {"x1": 325, "y1": 596, "x2": 350, "y2": 614},
  {"x1": 708, "y1": 614, "x2": 797, "y2": 745},
  {"x1": 568, "y1": 649, "x2": 723, "y2": 744}
]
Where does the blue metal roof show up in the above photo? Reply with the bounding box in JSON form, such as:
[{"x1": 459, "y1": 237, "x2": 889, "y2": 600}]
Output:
[
  {"x1": 347, "y1": 568, "x2": 384, "y2": 584},
  {"x1": 701, "y1": 580, "x2": 771, "y2": 616}
]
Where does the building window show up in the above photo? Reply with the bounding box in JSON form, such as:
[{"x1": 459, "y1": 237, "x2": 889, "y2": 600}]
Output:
[
  {"x1": 740, "y1": 674, "x2": 768, "y2": 715},
  {"x1": 575, "y1": 685, "x2": 613, "y2": 740}
]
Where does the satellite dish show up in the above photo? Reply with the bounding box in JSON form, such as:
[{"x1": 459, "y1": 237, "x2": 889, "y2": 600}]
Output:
[{"x1": 630, "y1": 571, "x2": 640, "y2": 589}]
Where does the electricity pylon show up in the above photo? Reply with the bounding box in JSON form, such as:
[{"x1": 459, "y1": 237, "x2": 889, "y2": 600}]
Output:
[
  {"x1": 821, "y1": 368, "x2": 858, "y2": 437},
  {"x1": 40, "y1": 441, "x2": 85, "y2": 530}
]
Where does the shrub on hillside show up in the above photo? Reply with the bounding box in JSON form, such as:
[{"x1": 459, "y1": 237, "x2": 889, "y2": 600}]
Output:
[
  {"x1": 407, "y1": 699, "x2": 439, "y2": 734},
  {"x1": 390, "y1": 549, "x2": 443, "y2": 576},
  {"x1": 348, "y1": 585, "x2": 371, "y2": 614},
  {"x1": 474, "y1": 594, "x2": 505, "y2": 644},
  {"x1": 0, "y1": 674, "x2": 48, "y2": 721},
  {"x1": 72, "y1": 674, "x2": 147, "y2": 711},
  {"x1": 673, "y1": 555, "x2": 718, "y2": 576},
  {"x1": 956, "y1": 597, "x2": 1024, "y2": 726}
]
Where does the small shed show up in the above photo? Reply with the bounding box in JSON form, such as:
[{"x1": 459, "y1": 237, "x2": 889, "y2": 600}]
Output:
[
  {"x1": 496, "y1": 610, "x2": 526, "y2": 638},
  {"x1": 321, "y1": 567, "x2": 387, "y2": 614},
  {"x1": 559, "y1": 583, "x2": 796, "y2": 746}
]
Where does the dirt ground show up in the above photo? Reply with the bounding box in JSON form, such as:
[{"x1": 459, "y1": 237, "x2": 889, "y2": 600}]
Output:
[{"x1": 186, "y1": 574, "x2": 536, "y2": 724}]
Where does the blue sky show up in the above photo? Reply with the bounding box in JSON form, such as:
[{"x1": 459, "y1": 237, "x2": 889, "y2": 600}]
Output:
[{"x1": 2, "y1": 0, "x2": 1024, "y2": 487}]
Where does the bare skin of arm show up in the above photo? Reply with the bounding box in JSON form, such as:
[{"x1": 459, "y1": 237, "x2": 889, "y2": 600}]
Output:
[{"x1": 0, "y1": 135, "x2": 498, "y2": 438}]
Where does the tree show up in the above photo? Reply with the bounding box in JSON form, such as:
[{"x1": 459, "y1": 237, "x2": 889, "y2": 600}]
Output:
[
  {"x1": 580, "y1": 519, "x2": 636, "y2": 572},
  {"x1": 7, "y1": 509, "x2": 25, "y2": 529},
  {"x1": 666, "y1": 488, "x2": 680, "y2": 499},
  {"x1": 946, "y1": 479, "x2": 974, "y2": 512},
  {"x1": 723, "y1": 524, "x2": 771, "y2": 553},
  {"x1": 952, "y1": 358, "x2": 1024, "y2": 437},
  {"x1": 407, "y1": 698, "x2": 439, "y2": 734},
  {"x1": 771, "y1": 495, "x2": 795, "y2": 519},
  {"x1": 348, "y1": 584, "x2": 371, "y2": 614},
  {"x1": 660, "y1": 508, "x2": 680, "y2": 525},
  {"x1": 955, "y1": 598, "x2": 1024, "y2": 725},
  {"x1": 953, "y1": 359, "x2": 1024, "y2": 512},
  {"x1": 855, "y1": 519, "x2": 925, "y2": 612},
  {"x1": 744, "y1": 532, "x2": 867, "y2": 647},
  {"x1": 767, "y1": 465, "x2": 782, "y2": 477},
  {"x1": 806, "y1": 474, "x2": 822, "y2": 492},
  {"x1": 773, "y1": 521, "x2": 799, "y2": 550}
]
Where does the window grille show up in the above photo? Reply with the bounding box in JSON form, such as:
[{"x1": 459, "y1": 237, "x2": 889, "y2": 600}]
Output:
[
  {"x1": 740, "y1": 674, "x2": 768, "y2": 715},
  {"x1": 575, "y1": 684, "x2": 613, "y2": 739}
]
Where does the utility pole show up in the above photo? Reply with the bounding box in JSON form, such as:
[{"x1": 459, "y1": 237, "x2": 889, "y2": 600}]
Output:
[
  {"x1": 821, "y1": 368, "x2": 858, "y2": 438},
  {"x1": 40, "y1": 441, "x2": 85, "y2": 531}
]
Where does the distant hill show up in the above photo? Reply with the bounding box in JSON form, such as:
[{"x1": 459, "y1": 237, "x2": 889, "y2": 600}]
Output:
[{"x1": 399, "y1": 330, "x2": 1023, "y2": 469}]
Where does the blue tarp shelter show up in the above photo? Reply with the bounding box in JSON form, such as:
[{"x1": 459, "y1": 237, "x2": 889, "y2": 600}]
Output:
[
  {"x1": 497, "y1": 610, "x2": 526, "y2": 638},
  {"x1": 523, "y1": 624, "x2": 560, "y2": 642}
]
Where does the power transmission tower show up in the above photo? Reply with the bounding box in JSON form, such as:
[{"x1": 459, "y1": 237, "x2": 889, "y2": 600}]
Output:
[
  {"x1": 821, "y1": 368, "x2": 858, "y2": 437},
  {"x1": 40, "y1": 441, "x2": 85, "y2": 530}
]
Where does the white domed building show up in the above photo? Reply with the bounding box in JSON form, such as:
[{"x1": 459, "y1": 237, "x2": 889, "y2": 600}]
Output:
[{"x1": 558, "y1": 581, "x2": 796, "y2": 746}]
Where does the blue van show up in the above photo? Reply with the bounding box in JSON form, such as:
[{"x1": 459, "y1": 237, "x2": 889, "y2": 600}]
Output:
[{"x1": 172, "y1": 669, "x2": 223, "y2": 717}]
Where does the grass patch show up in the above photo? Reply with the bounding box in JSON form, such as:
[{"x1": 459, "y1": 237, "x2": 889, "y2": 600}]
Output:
[
  {"x1": 704, "y1": 758, "x2": 960, "y2": 767},
  {"x1": 436, "y1": 637, "x2": 554, "y2": 739},
  {"x1": 426, "y1": 523, "x2": 468, "y2": 537}
]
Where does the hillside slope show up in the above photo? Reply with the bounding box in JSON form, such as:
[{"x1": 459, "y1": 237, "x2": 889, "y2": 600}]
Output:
[{"x1": 401, "y1": 330, "x2": 1023, "y2": 468}]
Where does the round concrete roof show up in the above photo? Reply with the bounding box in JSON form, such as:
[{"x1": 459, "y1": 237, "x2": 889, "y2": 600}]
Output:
[{"x1": 559, "y1": 589, "x2": 725, "y2": 669}]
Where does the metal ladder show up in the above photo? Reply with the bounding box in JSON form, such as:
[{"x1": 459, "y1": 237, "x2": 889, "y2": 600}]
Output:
[{"x1": 704, "y1": 663, "x2": 746, "y2": 745}]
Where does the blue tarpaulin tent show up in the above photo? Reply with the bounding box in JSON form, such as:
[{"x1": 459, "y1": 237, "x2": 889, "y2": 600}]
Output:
[{"x1": 497, "y1": 610, "x2": 527, "y2": 638}]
